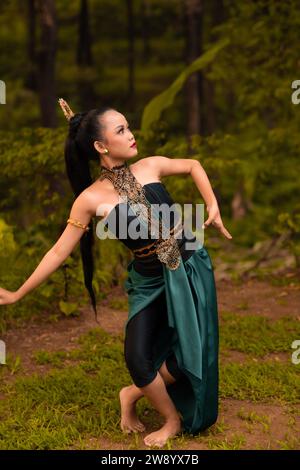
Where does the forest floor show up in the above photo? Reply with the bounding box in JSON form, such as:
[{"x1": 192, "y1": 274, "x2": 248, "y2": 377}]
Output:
[{"x1": 1, "y1": 252, "x2": 300, "y2": 450}]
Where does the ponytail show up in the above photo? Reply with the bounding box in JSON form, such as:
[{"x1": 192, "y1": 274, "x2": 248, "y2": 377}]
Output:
[{"x1": 63, "y1": 106, "x2": 115, "y2": 323}]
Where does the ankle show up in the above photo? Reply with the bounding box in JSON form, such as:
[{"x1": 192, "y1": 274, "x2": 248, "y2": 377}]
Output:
[
  {"x1": 122, "y1": 385, "x2": 140, "y2": 404},
  {"x1": 165, "y1": 414, "x2": 181, "y2": 425}
]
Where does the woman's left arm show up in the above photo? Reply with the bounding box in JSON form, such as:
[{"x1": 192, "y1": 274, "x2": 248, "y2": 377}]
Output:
[{"x1": 146, "y1": 156, "x2": 233, "y2": 240}]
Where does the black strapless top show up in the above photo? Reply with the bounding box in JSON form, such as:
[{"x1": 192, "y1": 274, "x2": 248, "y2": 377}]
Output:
[{"x1": 101, "y1": 182, "x2": 198, "y2": 276}]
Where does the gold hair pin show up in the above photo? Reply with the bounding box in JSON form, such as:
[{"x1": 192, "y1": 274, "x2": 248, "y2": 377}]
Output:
[{"x1": 58, "y1": 98, "x2": 74, "y2": 121}]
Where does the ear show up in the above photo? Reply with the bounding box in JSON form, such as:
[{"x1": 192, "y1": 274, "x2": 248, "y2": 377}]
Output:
[{"x1": 94, "y1": 140, "x2": 105, "y2": 153}]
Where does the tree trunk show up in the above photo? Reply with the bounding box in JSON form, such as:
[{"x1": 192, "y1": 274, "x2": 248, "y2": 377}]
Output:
[
  {"x1": 25, "y1": 0, "x2": 38, "y2": 91},
  {"x1": 126, "y1": 0, "x2": 135, "y2": 111},
  {"x1": 140, "y1": 0, "x2": 151, "y2": 62},
  {"x1": 201, "y1": 0, "x2": 226, "y2": 135},
  {"x1": 183, "y1": 0, "x2": 203, "y2": 151},
  {"x1": 202, "y1": 64, "x2": 215, "y2": 135},
  {"x1": 231, "y1": 181, "x2": 254, "y2": 220},
  {"x1": 37, "y1": 0, "x2": 57, "y2": 128},
  {"x1": 76, "y1": 0, "x2": 97, "y2": 109},
  {"x1": 76, "y1": 0, "x2": 93, "y2": 66}
]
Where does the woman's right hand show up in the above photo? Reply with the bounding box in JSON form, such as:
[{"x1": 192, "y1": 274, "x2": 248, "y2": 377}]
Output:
[{"x1": 0, "y1": 287, "x2": 19, "y2": 305}]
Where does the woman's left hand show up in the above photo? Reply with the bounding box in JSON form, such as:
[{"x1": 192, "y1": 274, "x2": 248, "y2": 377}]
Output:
[{"x1": 203, "y1": 201, "x2": 233, "y2": 239}]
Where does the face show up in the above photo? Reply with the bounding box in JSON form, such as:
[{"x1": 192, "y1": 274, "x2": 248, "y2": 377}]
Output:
[{"x1": 95, "y1": 110, "x2": 138, "y2": 162}]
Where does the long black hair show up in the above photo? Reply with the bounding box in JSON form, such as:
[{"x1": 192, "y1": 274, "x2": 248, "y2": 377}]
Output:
[{"x1": 64, "y1": 106, "x2": 116, "y2": 323}]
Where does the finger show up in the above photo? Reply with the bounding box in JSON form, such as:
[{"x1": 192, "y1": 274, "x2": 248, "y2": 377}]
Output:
[
  {"x1": 220, "y1": 225, "x2": 233, "y2": 239},
  {"x1": 202, "y1": 216, "x2": 214, "y2": 228}
]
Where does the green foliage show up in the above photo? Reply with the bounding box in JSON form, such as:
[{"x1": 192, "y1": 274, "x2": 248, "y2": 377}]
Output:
[
  {"x1": 58, "y1": 300, "x2": 80, "y2": 317},
  {"x1": 0, "y1": 218, "x2": 17, "y2": 257},
  {"x1": 140, "y1": 37, "x2": 230, "y2": 133},
  {"x1": 138, "y1": 0, "x2": 300, "y2": 255},
  {"x1": 275, "y1": 208, "x2": 300, "y2": 267}
]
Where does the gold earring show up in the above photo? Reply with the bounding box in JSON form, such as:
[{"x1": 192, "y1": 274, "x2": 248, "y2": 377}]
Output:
[{"x1": 103, "y1": 149, "x2": 108, "y2": 154}]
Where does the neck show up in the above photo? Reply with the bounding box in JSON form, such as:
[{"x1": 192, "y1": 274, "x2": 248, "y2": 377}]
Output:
[{"x1": 100, "y1": 161, "x2": 128, "y2": 171}]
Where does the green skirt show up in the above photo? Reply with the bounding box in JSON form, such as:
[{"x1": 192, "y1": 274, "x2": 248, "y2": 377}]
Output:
[{"x1": 123, "y1": 243, "x2": 219, "y2": 435}]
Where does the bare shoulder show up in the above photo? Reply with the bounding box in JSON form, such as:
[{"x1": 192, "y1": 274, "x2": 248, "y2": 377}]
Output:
[
  {"x1": 80, "y1": 176, "x2": 132, "y2": 220},
  {"x1": 134, "y1": 156, "x2": 196, "y2": 178},
  {"x1": 131, "y1": 156, "x2": 163, "y2": 180},
  {"x1": 134, "y1": 156, "x2": 164, "y2": 169},
  {"x1": 70, "y1": 189, "x2": 94, "y2": 217},
  {"x1": 75, "y1": 180, "x2": 108, "y2": 218}
]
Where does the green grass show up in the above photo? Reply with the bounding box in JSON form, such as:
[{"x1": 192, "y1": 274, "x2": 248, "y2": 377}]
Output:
[
  {"x1": 237, "y1": 408, "x2": 271, "y2": 433},
  {"x1": 0, "y1": 328, "x2": 131, "y2": 449},
  {"x1": 206, "y1": 433, "x2": 246, "y2": 450},
  {"x1": 33, "y1": 350, "x2": 67, "y2": 367},
  {"x1": 0, "y1": 352, "x2": 22, "y2": 376},
  {"x1": 220, "y1": 361, "x2": 300, "y2": 403},
  {"x1": 220, "y1": 312, "x2": 300, "y2": 356},
  {"x1": 237, "y1": 408, "x2": 271, "y2": 425},
  {"x1": 0, "y1": 327, "x2": 165, "y2": 450},
  {"x1": 108, "y1": 297, "x2": 128, "y2": 311},
  {"x1": 0, "y1": 311, "x2": 299, "y2": 449},
  {"x1": 276, "y1": 433, "x2": 300, "y2": 450}
]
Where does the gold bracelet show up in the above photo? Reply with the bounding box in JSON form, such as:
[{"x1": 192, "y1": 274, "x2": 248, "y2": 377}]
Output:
[{"x1": 67, "y1": 218, "x2": 90, "y2": 231}]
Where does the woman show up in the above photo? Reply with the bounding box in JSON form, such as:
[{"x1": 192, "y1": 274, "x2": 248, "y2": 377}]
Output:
[{"x1": 0, "y1": 99, "x2": 232, "y2": 448}]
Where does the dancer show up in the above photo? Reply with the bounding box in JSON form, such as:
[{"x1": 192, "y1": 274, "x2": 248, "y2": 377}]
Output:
[{"x1": 0, "y1": 99, "x2": 232, "y2": 448}]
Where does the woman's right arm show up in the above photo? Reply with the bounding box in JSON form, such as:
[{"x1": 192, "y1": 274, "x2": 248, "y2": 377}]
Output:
[{"x1": 0, "y1": 191, "x2": 95, "y2": 306}]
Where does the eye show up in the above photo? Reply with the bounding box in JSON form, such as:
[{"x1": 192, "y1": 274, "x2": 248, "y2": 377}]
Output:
[{"x1": 118, "y1": 125, "x2": 130, "y2": 134}]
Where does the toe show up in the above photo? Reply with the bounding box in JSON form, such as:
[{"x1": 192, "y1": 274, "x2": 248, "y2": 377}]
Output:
[
  {"x1": 144, "y1": 434, "x2": 166, "y2": 448},
  {"x1": 144, "y1": 437, "x2": 154, "y2": 447},
  {"x1": 121, "y1": 425, "x2": 132, "y2": 434},
  {"x1": 136, "y1": 424, "x2": 145, "y2": 431}
]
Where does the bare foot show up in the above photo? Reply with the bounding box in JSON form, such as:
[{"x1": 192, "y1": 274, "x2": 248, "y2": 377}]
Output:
[
  {"x1": 144, "y1": 417, "x2": 182, "y2": 448},
  {"x1": 119, "y1": 386, "x2": 146, "y2": 433}
]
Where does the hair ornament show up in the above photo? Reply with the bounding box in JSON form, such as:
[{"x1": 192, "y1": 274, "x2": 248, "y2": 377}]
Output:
[{"x1": 58, "y1": 98, "x2": 75, "y2": 121}]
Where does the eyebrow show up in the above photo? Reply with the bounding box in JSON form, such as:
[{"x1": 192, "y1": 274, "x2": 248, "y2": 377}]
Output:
[{"x1": 115, "y1": 122, "x2": 129, "y2": 130}]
